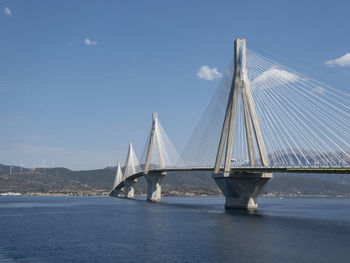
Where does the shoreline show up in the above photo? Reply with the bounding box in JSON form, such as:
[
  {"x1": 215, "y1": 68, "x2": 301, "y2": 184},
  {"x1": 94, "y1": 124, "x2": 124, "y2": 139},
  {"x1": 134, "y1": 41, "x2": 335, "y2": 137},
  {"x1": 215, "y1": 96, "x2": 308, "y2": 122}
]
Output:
[{"x1": 1, "y1": 192, "x2": 350, "y2": 198}]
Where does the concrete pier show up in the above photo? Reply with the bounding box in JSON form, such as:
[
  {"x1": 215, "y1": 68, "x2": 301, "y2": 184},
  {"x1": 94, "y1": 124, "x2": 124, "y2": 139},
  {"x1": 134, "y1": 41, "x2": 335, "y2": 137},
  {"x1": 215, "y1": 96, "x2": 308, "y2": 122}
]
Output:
[
  {"x1": 109, "y1": 188, "x2": 125, "y2": 198},
  {"x1": 145, "y1": 173, "x2": 165, "y2": 202},
  {"x1": 213, "y1": 172, "x2": 272, "y2": 209},
  {"x1": 124, "y1": 179, "x2": 137, "y2": 199}
]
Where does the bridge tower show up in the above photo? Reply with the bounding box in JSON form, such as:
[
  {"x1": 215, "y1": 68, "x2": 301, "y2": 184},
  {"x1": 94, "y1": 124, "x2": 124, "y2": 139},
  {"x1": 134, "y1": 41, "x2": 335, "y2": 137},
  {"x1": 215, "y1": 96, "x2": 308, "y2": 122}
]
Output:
[
  {"x1": 144, "y1": 112, "x2": 166, "y2": 202},
  {"x1": 213, "y1": 38, "x2": 272, "y2": 209},
  {"x1": 109, "y1": 162, "x2": 125, "y2": 197},
  {"x1": 124, "y1": 142, "x2": 138, "y2": 199}
]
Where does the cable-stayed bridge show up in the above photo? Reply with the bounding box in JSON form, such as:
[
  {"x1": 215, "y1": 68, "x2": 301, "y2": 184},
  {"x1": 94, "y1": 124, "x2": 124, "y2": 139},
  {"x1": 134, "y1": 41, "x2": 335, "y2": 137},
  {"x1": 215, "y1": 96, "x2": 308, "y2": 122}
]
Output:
[{"x1": 110, "y1": 38, "x2": 350, "y2": 209}]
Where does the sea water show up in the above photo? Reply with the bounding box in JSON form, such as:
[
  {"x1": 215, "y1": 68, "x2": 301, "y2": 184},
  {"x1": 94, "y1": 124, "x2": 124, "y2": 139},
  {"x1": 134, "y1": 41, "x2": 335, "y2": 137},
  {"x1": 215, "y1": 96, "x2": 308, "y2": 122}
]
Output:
[{"x1": 0, "y1": 196, "x2": 349, "y2": 262}]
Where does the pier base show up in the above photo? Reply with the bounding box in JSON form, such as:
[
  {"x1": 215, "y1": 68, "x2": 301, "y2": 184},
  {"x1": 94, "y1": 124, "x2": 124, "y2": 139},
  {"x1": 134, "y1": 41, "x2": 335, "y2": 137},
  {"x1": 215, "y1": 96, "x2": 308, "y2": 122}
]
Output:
[
  {"x1": 145, "y1": 173, "x2": 165, "y2": 202},
  {"x1": 124, "y1": 179, "x2": 137, "y2": 199},
  {"x1": 213, "y1": 172, "x2": 272, "y2": 209},
  {"x1": 109, "y1": 188, "x2": 125, "y2": 198}
]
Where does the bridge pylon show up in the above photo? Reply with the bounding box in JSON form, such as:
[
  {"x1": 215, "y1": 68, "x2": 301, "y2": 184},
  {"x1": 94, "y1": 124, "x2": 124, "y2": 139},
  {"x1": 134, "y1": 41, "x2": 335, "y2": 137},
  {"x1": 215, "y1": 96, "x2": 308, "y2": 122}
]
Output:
[
  {"x1": 109, "y1": 162, "x2": 125, "y2": 197},
  {"x1": 144, "y1": 113, "x2": 166, "y2": 202},
  {"x1": 124, "y1": 142, "x2": 138, "y2": 199},
  {"x1": 213, "y1": 38, "x2": 272, "y2": 210}
]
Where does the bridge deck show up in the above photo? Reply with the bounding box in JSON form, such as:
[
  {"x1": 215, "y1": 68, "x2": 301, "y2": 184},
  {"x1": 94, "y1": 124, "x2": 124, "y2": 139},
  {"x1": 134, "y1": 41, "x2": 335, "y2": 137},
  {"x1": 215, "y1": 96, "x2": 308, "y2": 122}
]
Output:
[
  {"x1": 123, "y1": 167, "x2": 350, "y2": 181},
  {"x1": 150, "y1": 167, "x2": 350, "y2": 174},
  {"x1": 111, "y1": 167, "x2": 350, "y2": 192}
]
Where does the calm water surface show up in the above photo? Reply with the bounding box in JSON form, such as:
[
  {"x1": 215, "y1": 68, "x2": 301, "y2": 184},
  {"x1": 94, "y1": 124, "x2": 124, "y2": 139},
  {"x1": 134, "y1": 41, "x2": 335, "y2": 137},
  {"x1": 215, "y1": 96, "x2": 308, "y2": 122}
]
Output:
[{"x1": 0, "y1": 196, "x2": 349, "y2": 262}]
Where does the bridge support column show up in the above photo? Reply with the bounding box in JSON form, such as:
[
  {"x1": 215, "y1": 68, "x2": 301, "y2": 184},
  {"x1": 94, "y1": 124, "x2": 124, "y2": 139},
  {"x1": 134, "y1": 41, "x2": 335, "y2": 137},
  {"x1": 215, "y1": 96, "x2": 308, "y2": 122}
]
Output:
[
  {"x1": 213, "y1": 172, "x2": 272, "y2": 209},
  {"x1": 109, "y1": 188, "x2": 125, "y2": 198},
  {"x1": 145, "y1": 173, "x2": 165, "y2": 202},
  {"x1": 124, "y1": 179, "x2": 137, "y2": 199}
]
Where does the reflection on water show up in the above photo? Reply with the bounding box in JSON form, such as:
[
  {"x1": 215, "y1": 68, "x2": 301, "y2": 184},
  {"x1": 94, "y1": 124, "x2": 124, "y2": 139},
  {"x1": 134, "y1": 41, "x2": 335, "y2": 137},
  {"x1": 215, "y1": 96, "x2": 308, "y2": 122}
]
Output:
[{"x1": 0, "y1": 196, "x2": 349, "y2": 263}]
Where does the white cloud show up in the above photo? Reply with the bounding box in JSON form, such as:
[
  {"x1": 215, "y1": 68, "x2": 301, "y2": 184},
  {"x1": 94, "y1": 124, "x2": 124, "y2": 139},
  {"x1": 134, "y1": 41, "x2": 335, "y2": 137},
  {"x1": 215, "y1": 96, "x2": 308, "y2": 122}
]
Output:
[
  {"x1": 197, "y1": 65, "x2": 222, "y2": 80},
  {"x1": 84, "y1": 38, "x2": 97, "y2": 46},
  {"x1": 3, "y1": 7, "x2": 12, "y2": 16},
  {"x1": 252, "y1": 67, "x2": 301, "y2": 88},
  {"x1": 311, "y1": 86, "x2": 326, "y2": 94},
  {"x1": 325, "y1": 53, "x2": 350, "y2": 67}
]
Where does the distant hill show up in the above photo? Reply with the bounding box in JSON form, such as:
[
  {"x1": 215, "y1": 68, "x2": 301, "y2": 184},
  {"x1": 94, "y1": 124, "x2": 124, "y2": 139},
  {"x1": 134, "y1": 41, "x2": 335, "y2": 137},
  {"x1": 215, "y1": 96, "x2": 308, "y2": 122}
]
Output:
[
  {"x1": 262, "y1": 173, "x2": 350, "y2": 197},
  {"x1": 1, "y1": 164, "x2": 350, "y2": 197},
  {"x1": 0, "y1": 164, "x2": 114, "y2": 194}
]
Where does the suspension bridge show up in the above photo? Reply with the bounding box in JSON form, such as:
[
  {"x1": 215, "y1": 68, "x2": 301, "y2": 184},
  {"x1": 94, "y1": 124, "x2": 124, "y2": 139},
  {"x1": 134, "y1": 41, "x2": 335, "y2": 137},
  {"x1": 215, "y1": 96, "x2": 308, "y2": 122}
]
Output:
[{"x1": 110, "y1": 38, "x2": 350, "y2": 209}]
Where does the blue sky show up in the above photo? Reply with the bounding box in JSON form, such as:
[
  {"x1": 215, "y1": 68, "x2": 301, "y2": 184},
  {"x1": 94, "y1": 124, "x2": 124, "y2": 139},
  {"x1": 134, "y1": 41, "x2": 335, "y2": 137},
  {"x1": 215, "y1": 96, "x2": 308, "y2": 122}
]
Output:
[{"x1": 1, "y1": 0, "x2": 349, "y2": 170}]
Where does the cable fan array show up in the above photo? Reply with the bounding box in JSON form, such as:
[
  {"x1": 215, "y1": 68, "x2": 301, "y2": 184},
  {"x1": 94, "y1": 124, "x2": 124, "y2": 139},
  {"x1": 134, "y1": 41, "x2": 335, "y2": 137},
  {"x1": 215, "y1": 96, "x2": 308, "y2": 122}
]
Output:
[
  {"x1": 180, "y1": 49, "x2": 350, "y2": 168},
  {"x1": 115, "y1": 47, "x2": 350, "y2": 185},
  {"x1": 247, "y1": 49, "x2": 349, "y2": 167},
  {"x1": 123, "y1": 143, "x2": 142, "y2": 180},
  {"x1": 139, "y1": 116, "x2": 181, "y2": 170}
]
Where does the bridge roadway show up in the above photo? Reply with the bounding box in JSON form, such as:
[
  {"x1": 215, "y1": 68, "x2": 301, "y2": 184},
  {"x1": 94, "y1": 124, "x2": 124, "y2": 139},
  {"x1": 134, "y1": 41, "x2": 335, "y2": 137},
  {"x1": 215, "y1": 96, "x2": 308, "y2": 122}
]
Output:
[
  {"x1": 112, "y1": 166, "x2": 350, "y2": 207},
  {"x1": 120, "y1": 166, "x2": 350, "y2": 184}
]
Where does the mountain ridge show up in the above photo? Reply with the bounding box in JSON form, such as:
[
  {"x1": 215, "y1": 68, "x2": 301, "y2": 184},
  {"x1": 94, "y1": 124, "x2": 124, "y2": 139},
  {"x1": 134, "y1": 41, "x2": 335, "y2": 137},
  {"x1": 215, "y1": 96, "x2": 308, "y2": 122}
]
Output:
[{"x1": 1, "y1": 164, "x2": 350, "y2": 197}]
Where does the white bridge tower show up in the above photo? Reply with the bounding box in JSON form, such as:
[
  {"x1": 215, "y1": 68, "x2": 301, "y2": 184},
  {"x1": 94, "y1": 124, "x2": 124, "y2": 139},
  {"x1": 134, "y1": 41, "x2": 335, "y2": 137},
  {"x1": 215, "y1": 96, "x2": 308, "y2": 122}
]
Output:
[
  {"x1": 212, "y1": 38, "x2": 272, "y2": 209},
  {"x1": 144, "y1": 112, "x2": 166, "y2": 202}
]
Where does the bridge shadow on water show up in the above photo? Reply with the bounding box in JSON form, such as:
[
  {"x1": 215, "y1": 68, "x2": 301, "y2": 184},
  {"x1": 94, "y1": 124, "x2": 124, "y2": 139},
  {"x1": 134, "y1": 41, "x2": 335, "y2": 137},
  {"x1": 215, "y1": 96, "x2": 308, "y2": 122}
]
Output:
[
  {"x1": 108, "y1": 196, "x2": 350, "y2": 263},
  {"x1": 122, "y1": 196, "x2": 266, "y2": 219},
  {"x1": 115, "y1": 196, "x2": 350, "y2": 223}
]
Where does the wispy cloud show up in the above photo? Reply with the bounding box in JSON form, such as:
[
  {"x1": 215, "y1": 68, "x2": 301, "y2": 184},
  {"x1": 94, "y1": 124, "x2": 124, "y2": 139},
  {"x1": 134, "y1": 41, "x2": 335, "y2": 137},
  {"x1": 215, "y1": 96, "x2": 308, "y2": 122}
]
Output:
[
  {"x1": 84, "y1": 38, "x2": 98, "y2": 46},
  {"x1": 252, "y1": 67, "x2": 301, "y2": 88},
  {"x1": 22, "y1": 135, "x2": 43, "y2": 140},
  {"x1": 197, "y1": 65, "x2": 222, "y2": 80},
  {"x1": 3, "y1": 7, "x2": 12, "y2": 16},
  {"x1": 0, "y1": 83, "x2": 15, "y2": 92},
  {"x1": 325, "y1": 53, "x2": 350, "y2": 67},
  {"x1": 0, "y1": 143, "x2": 122, "y2": 170},
  {"x1": 311, "y1": 86, "x2": 326, "y2": 94}
]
